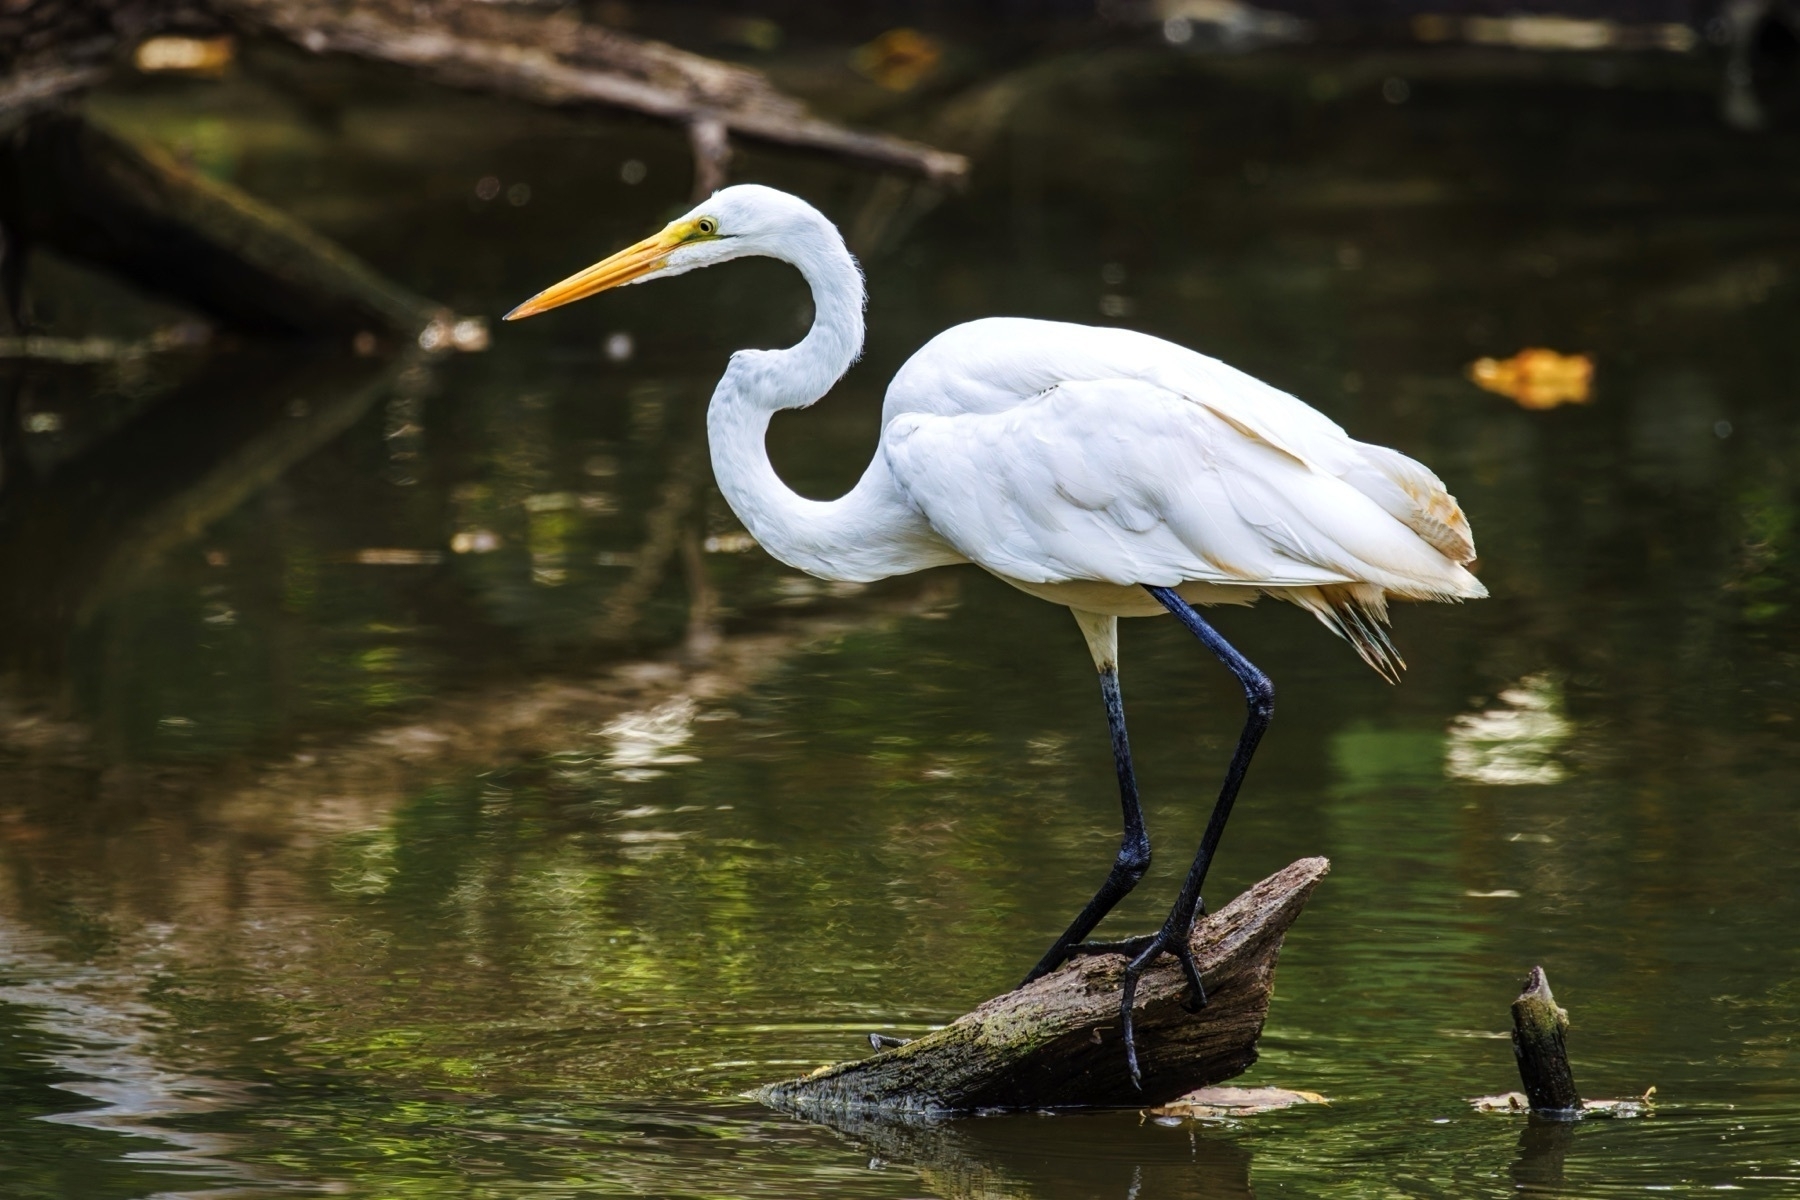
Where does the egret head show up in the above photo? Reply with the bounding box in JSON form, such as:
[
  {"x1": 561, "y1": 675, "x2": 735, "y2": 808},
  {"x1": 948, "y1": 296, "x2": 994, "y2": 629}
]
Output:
[{"x1": 503, "y1": 185, "x2": 837, "y2": 321}]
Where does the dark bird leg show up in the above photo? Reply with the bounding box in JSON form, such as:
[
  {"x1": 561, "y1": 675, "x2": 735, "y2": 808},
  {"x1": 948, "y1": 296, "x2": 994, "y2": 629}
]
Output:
[
  {"x1": 1099, "y1": 585, "x2": 1274, "y2": 1088},
  {"x1": 1020, "y1": 663, "x2": 1151, "y2": 986}
]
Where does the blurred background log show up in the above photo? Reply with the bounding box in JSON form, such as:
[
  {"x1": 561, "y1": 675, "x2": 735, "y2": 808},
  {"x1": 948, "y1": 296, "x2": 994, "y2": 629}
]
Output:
[
  {"x1": 0, "y1": 0, "x2": 970, "y2": 181},
  {"x1": 1, "y1": 110, "x2": 447, "y2": 339},
  {"x1": 0, "y1": 0, "x2": 968, "y2": 343}
]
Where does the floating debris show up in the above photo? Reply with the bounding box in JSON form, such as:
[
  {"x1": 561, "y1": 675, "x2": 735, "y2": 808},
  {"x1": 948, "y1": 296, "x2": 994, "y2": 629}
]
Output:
[
  {"x1": 853, "y1": 29, "x2": 942, "y2": 92},
  {"x1": 1468, "y1": 349, "x2": 1593, "y2": 410},
  {"x1": 1470, "y1": 1087, "x2": 1655, "y2": 1117},
  {"x1": 1469, "y1": 1091, "x2": 1530, "y2": 1112},
  {"x1": 1151, "y1": 1085, "x2": 1328, "y2": 1119}
]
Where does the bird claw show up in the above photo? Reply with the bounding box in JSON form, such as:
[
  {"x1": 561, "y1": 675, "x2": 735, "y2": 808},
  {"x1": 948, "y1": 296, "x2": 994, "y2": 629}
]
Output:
[
  {"x1": 1027, "y1": 897, "x2": 1211, "y2": 1086},
  {"x1": 1105, "y1": 919, "x2": 1210, "y2": 1088}
]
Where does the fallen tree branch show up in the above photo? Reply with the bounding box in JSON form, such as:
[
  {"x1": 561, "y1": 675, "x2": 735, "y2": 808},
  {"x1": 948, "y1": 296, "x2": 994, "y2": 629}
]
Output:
[
  {"x1": 762, "y1": 857, "x2": 1329, "y2": 1116},
  {"x1": 2, "y1": 109, "x2": 447, "y2": 338},
  {"x1": 223, "y1": 0, "x2": 968, "y2": 183},
  {"x1": 4, "y1": 1, "x2": 967, "y2": 185}
]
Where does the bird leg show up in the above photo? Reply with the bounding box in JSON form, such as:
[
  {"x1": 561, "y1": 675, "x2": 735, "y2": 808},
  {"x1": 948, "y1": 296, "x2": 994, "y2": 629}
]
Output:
[
  {"x1": 1019, "y1": 664, "x2": 1151, "y2": 987},
  {"x1": 1099, "y1": 585, "x2": 1275, "y2": 1088}
]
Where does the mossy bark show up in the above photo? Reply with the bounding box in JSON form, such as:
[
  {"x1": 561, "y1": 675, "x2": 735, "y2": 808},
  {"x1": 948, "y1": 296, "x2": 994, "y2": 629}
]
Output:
[
  {"x1": 761, "y1": 857, "x2": 1329, "y2": 1116},
  {"x1": 1511, "y1": 966, "x2": 1582, "y2": 1113}
]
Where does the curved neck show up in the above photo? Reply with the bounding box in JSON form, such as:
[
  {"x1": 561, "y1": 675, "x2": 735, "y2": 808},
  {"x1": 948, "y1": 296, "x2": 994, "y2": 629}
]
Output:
[
  {"x1": 704, "y1": 225, "x2": 952, "y2": 582},
  {"x1": 768, "y1": 234, "x2": 867, "y2": 406}
]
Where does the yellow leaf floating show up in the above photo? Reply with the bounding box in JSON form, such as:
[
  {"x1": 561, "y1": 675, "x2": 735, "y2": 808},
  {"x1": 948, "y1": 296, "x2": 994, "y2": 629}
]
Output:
[
  {"x1": 852, "y1": 29, "x2": 942, "y2": 92},
  {"x1": 1467, "y1": 348, "x2": 1593, "y2": 410}
]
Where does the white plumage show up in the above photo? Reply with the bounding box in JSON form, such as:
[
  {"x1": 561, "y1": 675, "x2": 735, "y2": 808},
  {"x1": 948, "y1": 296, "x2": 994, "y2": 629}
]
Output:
[
  {"x1": 882, "y1": 319, "x2": 1484, "y2": 680},
  {"x1": 506, "y1": 183, "x2": 1483, "y2": 679},
  {"x1": 506, "y1": 185, "x2": 1488, "y2": 1080}
]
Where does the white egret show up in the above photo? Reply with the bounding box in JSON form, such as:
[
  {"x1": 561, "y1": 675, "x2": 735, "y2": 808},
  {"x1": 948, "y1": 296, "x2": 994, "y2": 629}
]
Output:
[{"x1": 506, "y1": 185, "x2": 1484, "y2": 1084}]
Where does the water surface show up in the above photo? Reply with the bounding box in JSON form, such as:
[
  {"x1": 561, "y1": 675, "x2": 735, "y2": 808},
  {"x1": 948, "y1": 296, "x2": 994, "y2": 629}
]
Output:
[{"x1": 2, "y1": 42, "x2": 1798, "y2": 1198}]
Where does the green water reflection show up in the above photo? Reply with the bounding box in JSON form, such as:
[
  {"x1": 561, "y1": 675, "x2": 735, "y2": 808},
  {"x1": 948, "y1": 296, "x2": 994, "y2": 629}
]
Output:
[{"x1": 2, "y1": 39, "x2": 1799, "y2": 1200}]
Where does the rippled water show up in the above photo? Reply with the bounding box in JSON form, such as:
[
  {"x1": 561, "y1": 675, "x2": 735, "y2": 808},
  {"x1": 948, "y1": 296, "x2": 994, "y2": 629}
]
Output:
[{"x1": 2, "y1": 40, "x2": 1798, "y2": 1199}]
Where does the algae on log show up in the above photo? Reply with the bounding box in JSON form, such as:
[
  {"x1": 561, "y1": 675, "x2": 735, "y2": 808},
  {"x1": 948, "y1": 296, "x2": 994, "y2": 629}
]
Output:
[
  {"x1": 1511, "y1": 966, "x2": 1582, "y2": 1114},
  {"x1": 762, "y1": 857, "x2": 1329, "y2": 1116}
]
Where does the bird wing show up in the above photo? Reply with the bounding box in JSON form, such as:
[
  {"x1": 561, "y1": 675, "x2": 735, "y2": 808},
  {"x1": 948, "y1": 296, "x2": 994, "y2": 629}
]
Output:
[
  {"x1": 883, "y1": 376, "x2": 1482, "y2": 601},
  {"x1": 883, "y1": 317, "x2": 1476, "y2": 566}
]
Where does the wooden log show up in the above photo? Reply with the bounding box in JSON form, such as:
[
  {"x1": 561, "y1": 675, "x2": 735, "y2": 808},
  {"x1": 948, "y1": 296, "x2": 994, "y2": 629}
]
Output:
[
  {"x1": 222, "y1": 0, "x2": 969, "y2": 183},
  {"x1": 1511, "y1": 966, "x2": 1582, "y2": 1114},
  {"x1": 3, "y1": 1, "x2": 966, "y2": 217},
  {"x1": 761, "y1": 857, "x2": 1329, "y2": 1117},
  {"x1": 2, "y1": 109, "x2": 447, "y2": 339}
]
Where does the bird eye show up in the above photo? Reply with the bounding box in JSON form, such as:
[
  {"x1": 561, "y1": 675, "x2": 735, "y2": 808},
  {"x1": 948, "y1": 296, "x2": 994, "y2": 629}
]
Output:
[{"x1": 696, "y1": 218, "x2": 718, "y2": 236}]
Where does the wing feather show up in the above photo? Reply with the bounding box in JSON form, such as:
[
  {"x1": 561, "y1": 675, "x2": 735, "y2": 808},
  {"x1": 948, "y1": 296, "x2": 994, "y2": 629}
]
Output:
[
  {"x1": 884, "y1": 317, "x2": 1478, "y2": 570},
  {"x1": 883, "y1": 379, "x2": 1483, "y2": 601}
]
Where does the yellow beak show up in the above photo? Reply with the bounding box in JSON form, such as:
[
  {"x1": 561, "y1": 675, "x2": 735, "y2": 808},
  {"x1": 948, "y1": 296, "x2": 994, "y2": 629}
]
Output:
[{"x1": 503, "y1": 226, "x2": 686, "y2": 321}]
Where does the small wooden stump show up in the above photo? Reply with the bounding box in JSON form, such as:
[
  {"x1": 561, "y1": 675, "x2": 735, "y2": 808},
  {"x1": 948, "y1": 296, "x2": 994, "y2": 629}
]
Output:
[
  {"x1": 1512, "y1": 965, "x2": 1581, "y2": 1114},
  {"x1": 1471, "y1": 966, "x2": 1654, "y2": 1119},
  {"x1": 761, "y1": 857, "x2": 1329, "y2": 1117}
]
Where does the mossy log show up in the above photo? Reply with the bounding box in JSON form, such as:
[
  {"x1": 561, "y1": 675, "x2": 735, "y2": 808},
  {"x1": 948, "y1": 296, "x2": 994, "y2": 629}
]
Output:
[
  {"x1": 1, "y1": 110, "x2": 446, "y2": 339},
  {"x1": 762, "y1": 857, "x2": 1329, "y2": 1117}
]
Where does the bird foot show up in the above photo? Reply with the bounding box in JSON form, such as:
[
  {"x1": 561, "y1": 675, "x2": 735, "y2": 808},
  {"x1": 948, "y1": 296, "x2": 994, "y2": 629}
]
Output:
[{"x1": 1069, "y1": 908, "x2": 1210, "y2": 1087}]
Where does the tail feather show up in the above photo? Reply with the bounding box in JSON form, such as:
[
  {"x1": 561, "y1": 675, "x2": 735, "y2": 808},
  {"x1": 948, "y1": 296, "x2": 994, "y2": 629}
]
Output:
[{"x1": 1290, "y1": 584, "x2": 1406, "y2": 684}]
